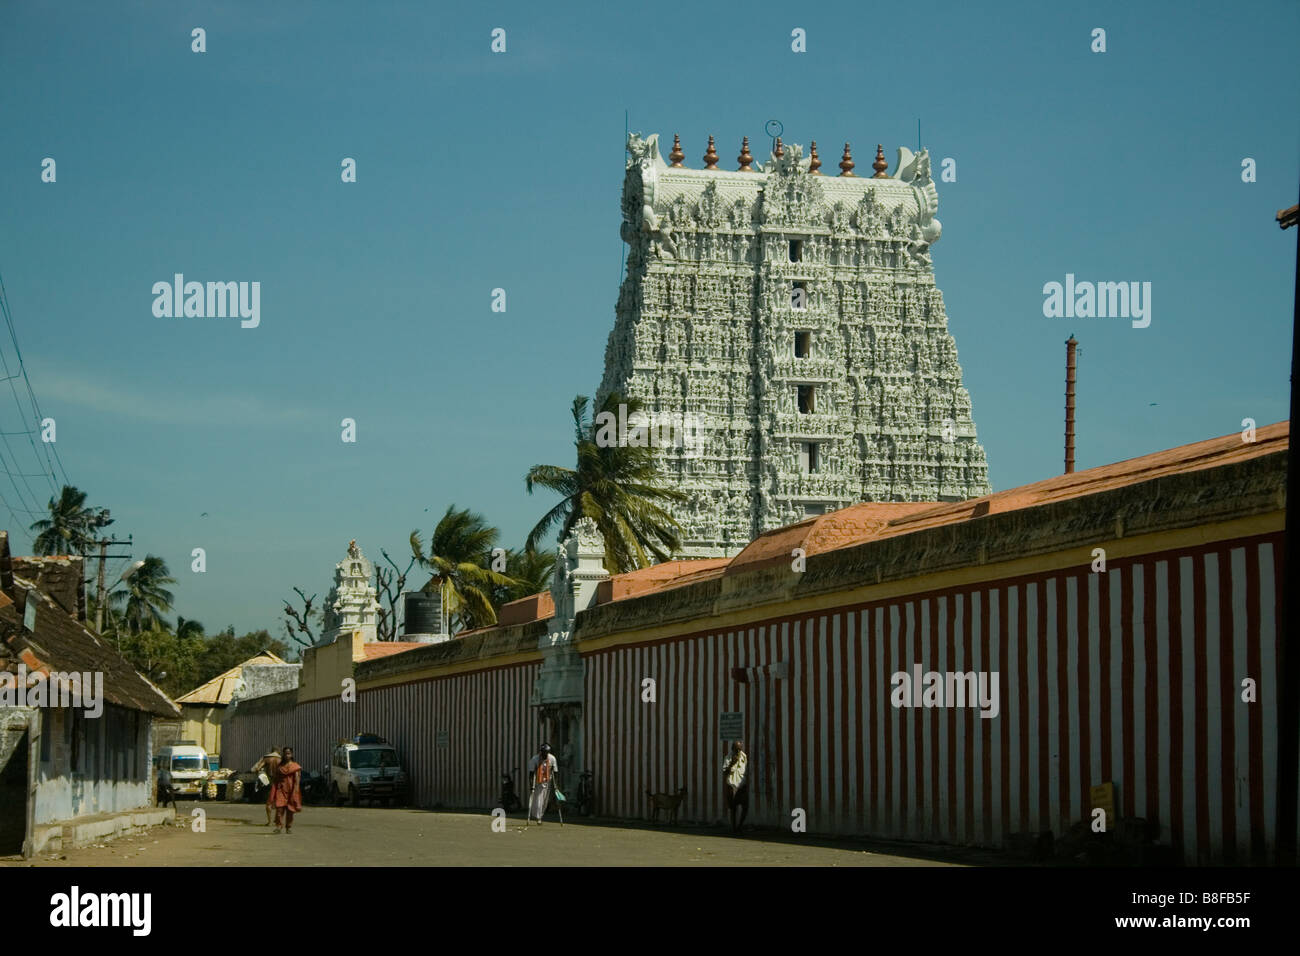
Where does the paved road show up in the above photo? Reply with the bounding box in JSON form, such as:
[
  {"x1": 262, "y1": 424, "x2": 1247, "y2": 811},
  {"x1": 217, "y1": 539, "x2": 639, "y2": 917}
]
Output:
[{"x1": 5, "y1": 800, "x2": 983, "y2": 867}]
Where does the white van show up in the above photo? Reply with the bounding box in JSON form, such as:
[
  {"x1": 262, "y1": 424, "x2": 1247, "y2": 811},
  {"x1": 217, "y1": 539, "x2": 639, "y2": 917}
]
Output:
[{"x1": 156, "y1": 742, "x2": 210, "y2": 797}]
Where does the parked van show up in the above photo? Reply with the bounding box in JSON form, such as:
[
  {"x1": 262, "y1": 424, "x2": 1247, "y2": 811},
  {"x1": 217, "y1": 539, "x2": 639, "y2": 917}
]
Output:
[
  {"x1": 156, "y1": 742, "x2": 211, "y2": 797},
  {"x1": 329, "y1": 734, "x2": 408, "y2": 807}
]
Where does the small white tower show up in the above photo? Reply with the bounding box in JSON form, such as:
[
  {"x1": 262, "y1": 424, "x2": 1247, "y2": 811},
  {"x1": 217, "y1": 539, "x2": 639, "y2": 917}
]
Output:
[{"x1": 320, "y1": 540, "x2": 381, "y2": 645}]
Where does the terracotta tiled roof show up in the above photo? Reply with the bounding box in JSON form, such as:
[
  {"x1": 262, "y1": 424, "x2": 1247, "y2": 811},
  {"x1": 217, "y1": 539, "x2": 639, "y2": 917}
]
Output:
[
  {"x1": 174, "y1": 651, "x2": 287, "y2": 705},
  {"x1": 724, "y1": 421, "x2": 1288, "y2": 573},
  {"x1": 0, "y1": 575, "x2": 178, "y2": 718},
  {"x1": 358, "y1": 641, "x2": 425, "y2": 661},
  {"x1": 598, "y1": 558, "x2": 732, "y2": 601},
  {"x1": 499, "y1": 590, "x2": 555, "y2": 627},
  {"x1": 725, "y1": 503, "x2": 936, "y2": 574},
  {"x1": 435, "y1": 421, "x2": 1290, "y2": 632},
  {"x1": 10, "y1": 556, "x2": 83, "y2": 618},
  {"x1": 1278, "y1": 204, "x2": 1298, "y2": 230}
]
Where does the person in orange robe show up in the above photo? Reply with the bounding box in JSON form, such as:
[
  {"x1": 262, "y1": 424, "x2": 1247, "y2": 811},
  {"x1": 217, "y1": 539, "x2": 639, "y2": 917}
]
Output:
[{"x1": 273, "y1": 746, "x2": 303, "y2": 834}]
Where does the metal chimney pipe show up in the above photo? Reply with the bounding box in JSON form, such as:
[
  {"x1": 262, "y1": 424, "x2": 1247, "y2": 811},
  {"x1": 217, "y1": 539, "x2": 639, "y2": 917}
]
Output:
[{"x1": 1065, "y1": 335, "x2": 1078, "y2": 474}]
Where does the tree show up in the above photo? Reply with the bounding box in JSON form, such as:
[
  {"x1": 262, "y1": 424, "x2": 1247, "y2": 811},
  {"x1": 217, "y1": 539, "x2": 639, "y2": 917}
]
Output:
[
  {"x1": 525, "y1": 392, "x2": 688, "y2": 573},
  {"x1": 374, "y1": 549, "x2": 417, "y2": 641},
  {"x1": 175, "y1": 615, "x2": 205, "y2": 641},
  {"x1": 29, "y1": 485, "x2": 111, "y2": 556},
  {"x1": 110, "y1": 554, "x2": 175, "y2": 635},
  {"x1": 281, "y1": 588, "x2": 319, "y2": 649},
  {"x1": 490, "y1": 547, "x2": 556, "y2": 612},
  {"x1": 410, "y1": 506, "x2": 518, "y2": 633},
  {"x1": 117, "y1": 627, "x2": 201, "y2": 697}
]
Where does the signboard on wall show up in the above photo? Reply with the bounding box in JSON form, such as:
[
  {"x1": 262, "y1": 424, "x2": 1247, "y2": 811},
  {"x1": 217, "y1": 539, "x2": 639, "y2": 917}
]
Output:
[
  {"x1": 1090, "y1": 781, "x2": 1116, "y2": 830},
  {"x1": 719, "y1": 711, "x2": 744, "y2": 741}
]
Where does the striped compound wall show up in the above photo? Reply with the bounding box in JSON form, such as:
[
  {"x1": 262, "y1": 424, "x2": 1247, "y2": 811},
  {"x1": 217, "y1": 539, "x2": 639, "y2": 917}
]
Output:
[
  {"x1": 223, "y1": 660, "x2": 540, "y2": 811},
  {"x1": 582, "y1": 531, "x2": 1284, "y2": 864},
  {"x1": 223, "y1": 530, "x2": 1286, "y2": 863}
]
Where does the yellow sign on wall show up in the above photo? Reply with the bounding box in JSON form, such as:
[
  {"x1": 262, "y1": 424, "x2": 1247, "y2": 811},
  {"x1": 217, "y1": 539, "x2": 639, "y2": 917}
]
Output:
[{"x1": 1091, "y1": 782, "x2": 1116, "y2": 830}]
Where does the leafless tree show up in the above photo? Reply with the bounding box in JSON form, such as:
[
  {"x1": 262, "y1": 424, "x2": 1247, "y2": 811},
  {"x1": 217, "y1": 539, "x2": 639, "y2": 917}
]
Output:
[
  {"x1": 282, "y1": 587, "x2": 318, "y2": 648},
  {"x1": 374, "y1": 550, "x2": 416, "y2": 641}
]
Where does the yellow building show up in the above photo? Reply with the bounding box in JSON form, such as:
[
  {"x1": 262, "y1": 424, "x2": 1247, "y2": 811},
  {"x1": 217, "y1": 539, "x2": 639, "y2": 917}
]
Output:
[{"x1": 173, "y1": 652, "x2": 287, "y2": 761}]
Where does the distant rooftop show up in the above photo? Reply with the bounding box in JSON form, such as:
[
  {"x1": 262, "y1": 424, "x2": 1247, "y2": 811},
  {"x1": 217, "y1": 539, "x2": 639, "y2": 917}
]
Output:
[{"x1": 175, "y1": 651, "x2": 288, "y2": 706}]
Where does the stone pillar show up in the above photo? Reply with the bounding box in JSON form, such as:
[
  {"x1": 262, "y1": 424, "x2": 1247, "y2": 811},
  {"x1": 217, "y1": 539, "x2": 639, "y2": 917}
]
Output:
[{"x1": 531, "y1": 519, "x2": 609, "y2": 777}]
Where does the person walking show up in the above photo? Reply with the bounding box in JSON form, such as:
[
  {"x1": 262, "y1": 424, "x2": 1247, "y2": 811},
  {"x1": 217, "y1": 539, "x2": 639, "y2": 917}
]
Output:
[
  {"x1": 526, "y1": 743, "x2": 558, "y2": 826},
  {"x1": 253, "y1": 747, "x2": 282, "y2": 826},
  {"x1": 272, "y1": 746, "x2": 303, "y2": 834},
  {"x1": 156, "y1": 763, "x2": 177, "y2": 810}
]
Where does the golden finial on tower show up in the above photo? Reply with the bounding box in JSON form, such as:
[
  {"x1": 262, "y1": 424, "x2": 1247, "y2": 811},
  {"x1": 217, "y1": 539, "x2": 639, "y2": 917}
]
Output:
[
  {"x1": 669, "y1": 134, "x2": 685, "y2": 167},
  {"x1": 737, "y1": 137, "x2": 754, "y2": 172},
  {"x1": 703, "y1": 135, "x2": 719, "y2": 170},
  {"x1": 839, "y1": 142, "x2": 855, "y2": 177},
  {"x1": 808, "y1": 140, "x2": 822, "y2": 174},
  {"x1": 872, "y1": 144, "x2": 889, "y2": 178},
  {"x1": 774, "y1": 137, "x2": 784, "y2": 159}
]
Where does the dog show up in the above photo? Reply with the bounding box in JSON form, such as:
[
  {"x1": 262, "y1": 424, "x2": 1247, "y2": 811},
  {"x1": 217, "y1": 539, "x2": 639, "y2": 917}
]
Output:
[{"x1": 646, "y1": 787, "x2": 687, "y2": 825}]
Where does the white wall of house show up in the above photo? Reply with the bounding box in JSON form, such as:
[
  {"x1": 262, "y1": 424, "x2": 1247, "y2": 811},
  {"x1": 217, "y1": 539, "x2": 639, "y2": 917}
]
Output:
[{"x1": 33, "y1": 704, "x2": 154, "y2": 824}]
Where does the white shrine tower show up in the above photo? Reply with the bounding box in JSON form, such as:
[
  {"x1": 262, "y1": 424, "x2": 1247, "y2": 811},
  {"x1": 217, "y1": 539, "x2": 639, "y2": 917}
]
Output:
[{"x1": 319, "y1": 540, "x2": 381, "y2": 645}]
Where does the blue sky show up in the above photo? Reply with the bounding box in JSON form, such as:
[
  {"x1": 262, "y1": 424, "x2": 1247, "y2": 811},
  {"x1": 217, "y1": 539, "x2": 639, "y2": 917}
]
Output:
[{"x1": 0, "y1": 0, "x2": 1296, "y2": 641}]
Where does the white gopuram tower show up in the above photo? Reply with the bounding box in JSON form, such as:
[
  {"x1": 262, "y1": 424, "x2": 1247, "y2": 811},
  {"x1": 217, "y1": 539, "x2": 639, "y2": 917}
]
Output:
[
  {"x1": 319, "y1": 540, "x2": 381, "y2": 645},
  {"x1": 600, "y1": 133, "x2": 992, "y2": 556}
]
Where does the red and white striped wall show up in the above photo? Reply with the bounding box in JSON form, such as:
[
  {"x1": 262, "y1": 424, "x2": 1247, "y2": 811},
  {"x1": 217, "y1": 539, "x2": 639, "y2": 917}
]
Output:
[
  {"x1": 581, "y1": 532, "x2": 1285, "y2": 864},
  {"x1": 223, "y1": 660, "x2": 541, "y2": 810}
]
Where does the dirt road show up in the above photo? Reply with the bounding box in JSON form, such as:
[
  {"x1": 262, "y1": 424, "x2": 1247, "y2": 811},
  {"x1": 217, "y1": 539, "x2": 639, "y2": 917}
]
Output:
[{"x1": 4, "y1": 800, "x2": 985, "y2": 867}]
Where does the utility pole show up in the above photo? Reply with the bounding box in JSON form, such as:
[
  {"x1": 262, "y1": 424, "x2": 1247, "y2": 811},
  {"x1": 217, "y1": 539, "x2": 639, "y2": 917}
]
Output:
[
  {"x1": 87, "y1": 535, "x2": 133, "y2": 634},
  {"x1": 1276, "y1": 194, "x2": 1298, "y2": 866},
  {"x1": 1064, "y1": 335, "x2": 1078, "y2": 474}
]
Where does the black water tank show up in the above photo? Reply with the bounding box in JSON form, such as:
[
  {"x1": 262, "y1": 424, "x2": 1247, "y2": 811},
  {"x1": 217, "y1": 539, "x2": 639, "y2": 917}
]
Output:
[{"x1": 402, "y1": 591, "x2": 443, "y2": 635}]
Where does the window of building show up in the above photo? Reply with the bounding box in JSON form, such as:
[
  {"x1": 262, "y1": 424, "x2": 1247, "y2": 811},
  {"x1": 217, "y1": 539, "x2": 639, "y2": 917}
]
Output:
[
  {"x1": 794, "y1": 331, "x2": 811, "y2": 358},
  {"x1": 800, "y1": 442, "x2": 819, "y2": 473},
  {"x1": 70, "y1": 710, "x2": 82, "y2": 774},
  {"x1": 797, "y1": 385, "x2": 815, "y2": 414},
  {"x1": 789, "y1": 239, "x2": 803, "y2": 262},
  {"x1": 40, "y1": 710, "x2": 53, "y2": 764},
  {"x1": 791, "y1": 282, "x2": 807, "y2": 310}
]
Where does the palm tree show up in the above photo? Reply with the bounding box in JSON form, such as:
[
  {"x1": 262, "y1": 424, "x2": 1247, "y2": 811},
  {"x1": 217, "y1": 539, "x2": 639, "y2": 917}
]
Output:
[
  {"x1": 110, "y1": 555, "x2": 175, "y2": 635},
  {"x1": 490, "y1": 547, "x2": 557, "y2": 611},
  {"x1": 29, "y1": 485, "x2": 111, "y2": 556},
  {"x1": 525, "y1": 392, "x2": 688, "y2": 573},
  {"x1": 410, "y1": 507, "x2": 518, "y2": 633},
  {"x1": 175, "y1": 616, "x2": 205, "y2": 641}
]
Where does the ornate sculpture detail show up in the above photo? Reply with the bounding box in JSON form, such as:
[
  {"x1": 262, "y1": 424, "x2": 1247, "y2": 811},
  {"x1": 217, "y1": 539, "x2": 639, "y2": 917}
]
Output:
[
  {"x1": 703, "y1": 135, "x2": 719, "y2": 170},
  {"x1": 600, "y1": 132, "x2": 989, "y2": 555},
  {"x1": 737, "y1": 137, "x2": 755, "y2": 172}
]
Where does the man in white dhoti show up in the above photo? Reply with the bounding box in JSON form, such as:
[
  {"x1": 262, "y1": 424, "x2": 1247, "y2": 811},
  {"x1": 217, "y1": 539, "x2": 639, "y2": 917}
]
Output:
[
  {"x1": 723, "y1": 740, "x2": 749, "y2": 833},
  {"x1": 527, "y1": 743, "x2": 558, "y2": 825}
]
